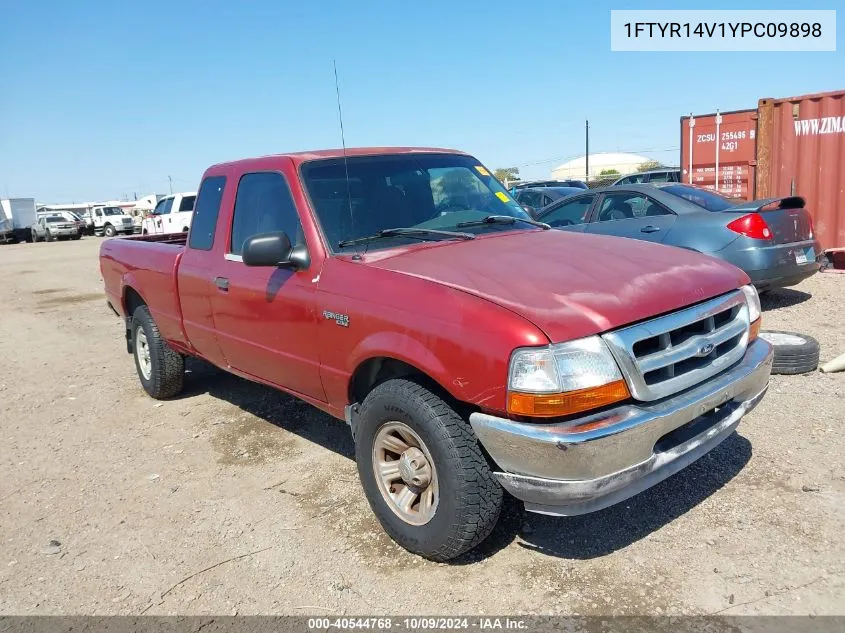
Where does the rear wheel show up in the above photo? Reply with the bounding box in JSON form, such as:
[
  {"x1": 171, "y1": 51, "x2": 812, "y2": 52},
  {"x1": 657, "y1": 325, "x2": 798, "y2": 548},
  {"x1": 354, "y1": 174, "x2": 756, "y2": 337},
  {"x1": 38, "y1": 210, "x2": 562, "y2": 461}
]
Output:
[
  {"x1": 31, "y1": 230, "x2": 39, "y2": 243},
  {"x1": 132, "y1": 305, "x2": 185, "y2": 399},
  {"x1": 355, "y1": 378, "x2": 503, "y2": 561}
]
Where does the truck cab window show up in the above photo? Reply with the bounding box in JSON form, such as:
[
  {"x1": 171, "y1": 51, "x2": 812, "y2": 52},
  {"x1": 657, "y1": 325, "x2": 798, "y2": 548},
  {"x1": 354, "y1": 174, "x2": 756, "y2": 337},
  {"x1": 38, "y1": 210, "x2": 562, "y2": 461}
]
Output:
[
  {"x1": 189, "y1": 176, "x2": 226, "y2": 251},
  {"x1": 230, "y1": 172, "x2": 302, "y2": 256},
  {"x1": 178, "y1": 195, "x2": 196, "y2": 212}
]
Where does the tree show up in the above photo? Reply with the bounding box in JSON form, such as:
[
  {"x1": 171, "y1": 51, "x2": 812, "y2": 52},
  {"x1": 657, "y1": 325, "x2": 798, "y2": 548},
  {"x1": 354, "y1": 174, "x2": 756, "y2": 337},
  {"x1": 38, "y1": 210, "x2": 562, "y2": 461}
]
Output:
[
  {"x1": 599, "y1": 169, "x2": 620, "y2": 176},
  {"x1": 637, "y1": 159, "x2": 665, "y2": 172},
  {"x1": 493, "y1": 167, "x2": 520, "y2": 184}
]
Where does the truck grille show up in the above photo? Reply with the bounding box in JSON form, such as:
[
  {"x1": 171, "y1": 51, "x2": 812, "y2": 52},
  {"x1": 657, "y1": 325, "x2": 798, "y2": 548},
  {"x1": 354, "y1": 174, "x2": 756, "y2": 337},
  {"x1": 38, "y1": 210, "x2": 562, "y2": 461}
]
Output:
[
  {"x1": 602, "y1": 291, "x2": 750, "y2": 401},
  {"x1": 122, "y1": 218, "x2": 132, "y2": 225}
]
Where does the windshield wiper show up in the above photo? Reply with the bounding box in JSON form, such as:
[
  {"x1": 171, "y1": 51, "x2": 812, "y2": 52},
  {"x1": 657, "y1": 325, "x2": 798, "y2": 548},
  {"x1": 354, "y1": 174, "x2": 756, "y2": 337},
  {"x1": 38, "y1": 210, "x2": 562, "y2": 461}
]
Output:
[
  {"x1": 337, "y1": 227, "x2": 476, "y2": 248},
  {"x1": 456, "y1": 215, "x2": 551, "y2": 230}
]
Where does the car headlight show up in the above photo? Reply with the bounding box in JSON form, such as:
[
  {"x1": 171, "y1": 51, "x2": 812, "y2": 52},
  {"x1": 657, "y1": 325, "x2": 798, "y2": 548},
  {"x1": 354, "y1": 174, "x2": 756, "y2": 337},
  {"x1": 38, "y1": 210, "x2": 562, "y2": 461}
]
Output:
[
  {"x1": 740, "y1": 284, "x2": 761, "y2": 340},
  {"x1": 507, "y1": 336, "x2": 629, "y2": 417}
]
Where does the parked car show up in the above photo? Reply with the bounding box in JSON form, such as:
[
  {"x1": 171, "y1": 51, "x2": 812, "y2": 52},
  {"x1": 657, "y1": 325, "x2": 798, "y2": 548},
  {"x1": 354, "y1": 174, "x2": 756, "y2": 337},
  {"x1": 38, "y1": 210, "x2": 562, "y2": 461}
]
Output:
[
  {"x1": 32, "y1": 214, "x2": 81, "y2": 242},
  {"x1": 100, "y1": 147, "x2": 772, "y2": 561},
  {"x1": 513, "y1": 186, "x2": 585, "y2": 217},
  {"x1": 536, "y1": 183, "x2": 821, "y2": 290},
  {"x1": 511, "y1": 179, "x2": 588, "y2": 191},
  {"x1": 612, "y1": 168, "x2": 681, "y2": 185},
  {"x1": 141, "y1": 192, "x2": 197, "y2": 235},
  {"x1": 39, "y1": 210, "x2": 86, "y2": 238}
]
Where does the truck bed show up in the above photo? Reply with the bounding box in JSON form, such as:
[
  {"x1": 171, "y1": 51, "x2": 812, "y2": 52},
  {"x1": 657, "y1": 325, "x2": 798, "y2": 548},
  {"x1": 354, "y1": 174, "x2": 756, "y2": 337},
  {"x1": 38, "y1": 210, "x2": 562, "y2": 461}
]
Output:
[{"x1": 100, "y1": 234, "x2": 188, "y2": 346}]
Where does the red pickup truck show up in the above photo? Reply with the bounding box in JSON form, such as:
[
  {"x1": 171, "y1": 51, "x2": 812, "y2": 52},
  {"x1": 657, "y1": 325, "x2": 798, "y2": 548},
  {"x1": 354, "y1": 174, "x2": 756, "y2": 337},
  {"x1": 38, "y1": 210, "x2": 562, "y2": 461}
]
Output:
[{"x1": 100, "y1": 148, "x2": 773, "y2": 561}]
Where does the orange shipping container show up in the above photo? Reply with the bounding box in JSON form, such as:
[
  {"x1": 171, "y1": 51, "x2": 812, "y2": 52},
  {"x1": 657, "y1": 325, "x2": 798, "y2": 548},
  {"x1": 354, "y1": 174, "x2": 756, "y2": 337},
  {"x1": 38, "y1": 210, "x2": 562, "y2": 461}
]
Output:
[
  {"x1": 756, "y1": 90, "x2": 845, "y2": 251},
  {"x1": 680, "y1": 109, "x2": 757, "y2": 200},
  {"x1": 681, "y1": 89, "x2": 845, "y2": 250}
]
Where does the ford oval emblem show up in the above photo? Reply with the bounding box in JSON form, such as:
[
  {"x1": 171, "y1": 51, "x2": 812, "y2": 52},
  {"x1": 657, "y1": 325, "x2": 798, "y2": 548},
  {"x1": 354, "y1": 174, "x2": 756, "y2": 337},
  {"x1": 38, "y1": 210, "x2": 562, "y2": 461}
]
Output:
[{"x1": 697, "y1": 342, "x2": 715, "y2": 357}]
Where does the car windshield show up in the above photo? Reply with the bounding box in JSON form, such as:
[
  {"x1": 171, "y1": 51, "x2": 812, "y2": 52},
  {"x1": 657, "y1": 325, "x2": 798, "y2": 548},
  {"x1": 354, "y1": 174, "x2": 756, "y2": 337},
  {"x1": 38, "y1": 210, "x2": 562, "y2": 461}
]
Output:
[
  {"x1": 102, "y1": 207, "x2": 123, "y2": 216},
  {"x1": 301, "y1": 153, "x2": 533, "y2": 252},
  {"x1": 46, "y1": 216, "x2": 65, "y2": 223},
  {"x1": 661, "y1": 184, "x2": 735, "y2": 211}
]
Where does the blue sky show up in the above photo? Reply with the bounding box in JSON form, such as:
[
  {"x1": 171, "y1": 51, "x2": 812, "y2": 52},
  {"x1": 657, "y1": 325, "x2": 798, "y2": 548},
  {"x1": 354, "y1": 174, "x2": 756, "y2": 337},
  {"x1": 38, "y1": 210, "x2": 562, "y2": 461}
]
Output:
[{"x1": 1, "y1": 0, "x2": 841, "y2": 202}]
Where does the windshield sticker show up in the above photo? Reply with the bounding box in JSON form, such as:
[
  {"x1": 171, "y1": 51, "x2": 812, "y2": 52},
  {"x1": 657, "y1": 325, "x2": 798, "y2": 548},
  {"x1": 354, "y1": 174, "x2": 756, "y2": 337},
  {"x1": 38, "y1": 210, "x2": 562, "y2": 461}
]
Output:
[
  {"x1": 495, "y1": 191, "x2": 510, "y2": 202},
  {"x1": 474, "y1": 165, "x2": 491, "y2": 176}
]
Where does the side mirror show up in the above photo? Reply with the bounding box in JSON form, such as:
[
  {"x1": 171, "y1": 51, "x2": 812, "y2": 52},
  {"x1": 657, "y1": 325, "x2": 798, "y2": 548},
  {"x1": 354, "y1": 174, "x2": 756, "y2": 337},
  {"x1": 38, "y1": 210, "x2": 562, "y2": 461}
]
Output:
[{"x1": 242, "y1": 231, "x2": 309, "y2": 269}]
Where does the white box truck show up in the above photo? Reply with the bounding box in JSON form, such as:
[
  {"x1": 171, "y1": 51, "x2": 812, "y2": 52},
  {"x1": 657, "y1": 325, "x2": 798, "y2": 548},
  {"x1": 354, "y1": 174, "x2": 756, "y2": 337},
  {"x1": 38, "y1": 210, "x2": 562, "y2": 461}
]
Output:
[{"x1": 0, "y1": 198, "x2": 38, "y2": 243}]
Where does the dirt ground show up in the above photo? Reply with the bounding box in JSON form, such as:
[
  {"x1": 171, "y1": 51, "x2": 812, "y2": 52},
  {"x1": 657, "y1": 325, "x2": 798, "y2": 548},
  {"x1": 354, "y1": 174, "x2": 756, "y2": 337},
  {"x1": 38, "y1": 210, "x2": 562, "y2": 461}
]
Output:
[{"x1": 0, "y1": 237, "x2": 843, "y2": 616}]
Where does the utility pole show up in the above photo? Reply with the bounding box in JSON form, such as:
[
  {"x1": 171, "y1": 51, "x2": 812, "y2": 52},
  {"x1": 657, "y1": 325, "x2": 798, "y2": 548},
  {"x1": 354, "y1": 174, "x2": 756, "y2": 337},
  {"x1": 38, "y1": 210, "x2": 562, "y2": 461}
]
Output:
[
  {"x1": 585, "y1": 120, "x2": 590, "y2": 185},
  {"x1": 168, "y1": 175, "x2": 173, "y2": 194}
]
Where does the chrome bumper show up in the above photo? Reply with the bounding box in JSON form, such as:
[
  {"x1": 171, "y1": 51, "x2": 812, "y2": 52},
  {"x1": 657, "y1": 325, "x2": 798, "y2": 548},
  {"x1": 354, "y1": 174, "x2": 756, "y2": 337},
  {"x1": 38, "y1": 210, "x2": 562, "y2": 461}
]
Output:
[{"x1": 469, "y1": 338, "x2": 773, "y2": 516}]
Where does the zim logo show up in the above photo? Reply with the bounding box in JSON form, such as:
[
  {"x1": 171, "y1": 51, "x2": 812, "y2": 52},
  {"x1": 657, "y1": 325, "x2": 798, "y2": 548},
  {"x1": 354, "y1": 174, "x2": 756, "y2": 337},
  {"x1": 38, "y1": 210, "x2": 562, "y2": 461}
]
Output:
[{"x1": 696, "y1": 342, "x2": 715, "y2": 357}]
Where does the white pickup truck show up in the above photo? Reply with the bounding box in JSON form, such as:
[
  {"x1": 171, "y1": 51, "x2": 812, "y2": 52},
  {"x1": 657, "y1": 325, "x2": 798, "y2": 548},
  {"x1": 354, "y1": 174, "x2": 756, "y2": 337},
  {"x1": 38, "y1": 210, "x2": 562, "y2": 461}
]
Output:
[{"x1": 141, "y1": 192, "x2": 196, "y2": 236}]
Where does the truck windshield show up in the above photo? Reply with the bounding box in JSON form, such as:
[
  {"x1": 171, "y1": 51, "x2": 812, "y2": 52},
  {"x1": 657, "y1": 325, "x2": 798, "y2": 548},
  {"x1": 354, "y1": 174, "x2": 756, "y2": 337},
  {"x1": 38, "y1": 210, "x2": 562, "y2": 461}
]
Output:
[
  {"x1": 300, "y1": 153, "x2": 534, "y2": 251},
  {"x1": 102, "y1": 207, "x2": 123, "y2": 216}
]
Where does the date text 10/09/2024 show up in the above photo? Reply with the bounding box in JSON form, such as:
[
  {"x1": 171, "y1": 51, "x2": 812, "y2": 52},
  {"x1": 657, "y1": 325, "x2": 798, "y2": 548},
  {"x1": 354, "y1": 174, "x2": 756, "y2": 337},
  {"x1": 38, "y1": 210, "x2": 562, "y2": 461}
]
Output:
[
  {"x1": 623, "y1": 22, "x2": 822, "y2": 38},
  {"x1": 307, "y1": 618, "x2": 528, "y2": 630}
]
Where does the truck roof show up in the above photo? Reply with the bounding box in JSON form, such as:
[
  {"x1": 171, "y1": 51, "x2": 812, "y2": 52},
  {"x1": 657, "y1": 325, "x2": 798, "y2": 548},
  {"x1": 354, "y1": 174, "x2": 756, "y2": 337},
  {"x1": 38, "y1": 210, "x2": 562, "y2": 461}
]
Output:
[{"x1": 207, "y1": 147, "x2": 468, "y2": 172}]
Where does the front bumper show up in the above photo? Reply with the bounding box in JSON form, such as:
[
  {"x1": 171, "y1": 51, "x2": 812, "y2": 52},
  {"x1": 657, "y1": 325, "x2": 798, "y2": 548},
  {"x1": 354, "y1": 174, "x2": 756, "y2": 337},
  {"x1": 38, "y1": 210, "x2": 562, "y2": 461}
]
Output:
[
  {"x1": 469, "y1": 338, "x2": 773, "y2": 516},
  {"x1": 50, "y1": 229, "x2": 77, "y2": 237}
]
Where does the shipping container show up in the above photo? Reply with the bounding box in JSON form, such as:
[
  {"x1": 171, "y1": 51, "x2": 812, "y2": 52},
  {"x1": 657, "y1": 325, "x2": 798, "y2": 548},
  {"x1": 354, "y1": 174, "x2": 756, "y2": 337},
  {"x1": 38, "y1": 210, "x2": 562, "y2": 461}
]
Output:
[
  {"x1": 680, "y1": 109, "x2": 758, "y2": 200},
  {"x1": 756, "y1": 89, "x2": 845, "y2": 251},
  {"x1": 680, "y1": 89, "x2": 845, "y2": 250}
]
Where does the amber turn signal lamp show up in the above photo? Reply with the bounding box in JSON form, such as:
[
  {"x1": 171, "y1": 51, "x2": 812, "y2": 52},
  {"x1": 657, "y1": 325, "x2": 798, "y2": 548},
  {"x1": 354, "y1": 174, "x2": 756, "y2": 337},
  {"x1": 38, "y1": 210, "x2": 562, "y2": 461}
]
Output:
[
  {"x1": 749, "y1": 317, "x2": 761, "y2": 341},
  {"x1": 507, "y1": 380, "x2": 630, "y2": 418}
]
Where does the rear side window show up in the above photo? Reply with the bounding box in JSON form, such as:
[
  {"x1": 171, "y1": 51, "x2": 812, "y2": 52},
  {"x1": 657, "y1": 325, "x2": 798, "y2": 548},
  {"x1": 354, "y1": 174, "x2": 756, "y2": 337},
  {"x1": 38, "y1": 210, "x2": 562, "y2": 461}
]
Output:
[
  {"x1": 189, "y1": 176, "x2": 226, "y2": 251},
  {"x1": 229, "y1": 172, "x2": 302, "y2": 256},
  {"x1": 179, "y1": 195, "x2": 196, "y2": 212}
]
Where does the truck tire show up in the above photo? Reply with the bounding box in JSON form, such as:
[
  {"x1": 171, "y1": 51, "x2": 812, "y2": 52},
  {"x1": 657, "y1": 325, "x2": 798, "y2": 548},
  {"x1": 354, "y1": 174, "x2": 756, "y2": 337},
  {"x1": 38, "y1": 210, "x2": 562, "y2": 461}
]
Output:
[
  {"x1": 758, "y1": 330, "x2": 820, "y2": 375},
  {"x1": 103, "y1": 224, "x2": 116, "y2": 238},
  {"x1": 46, "y1": 230, "x2": 53, "y2": 242},
  {"x1": 31, "y1": 229, "x2": 40, "y2": 243},
  {"x1": 131, "y1": 305, "x2": 185, "y2": 399},
  {"x1": 354, "y1": 378, "x2": 503, "y2": 561}
]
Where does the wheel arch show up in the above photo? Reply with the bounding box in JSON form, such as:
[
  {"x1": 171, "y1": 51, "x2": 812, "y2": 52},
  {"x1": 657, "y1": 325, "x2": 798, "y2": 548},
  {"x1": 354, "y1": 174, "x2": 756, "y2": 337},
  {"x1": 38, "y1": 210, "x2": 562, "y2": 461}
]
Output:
[{"x1": 121, "y1": 284, "x2": 148, "y2": 353}]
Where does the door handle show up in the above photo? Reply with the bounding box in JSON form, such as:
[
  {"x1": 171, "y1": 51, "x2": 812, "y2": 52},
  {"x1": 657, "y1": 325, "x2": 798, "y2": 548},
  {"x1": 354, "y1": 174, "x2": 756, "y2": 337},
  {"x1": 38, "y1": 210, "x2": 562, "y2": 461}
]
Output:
[
  {"x1": 214, "y1": 276, "x2": 229, "y2": 291},
  {"x1": 640, "y1": 225, "x2": 661, "y2": 233}
]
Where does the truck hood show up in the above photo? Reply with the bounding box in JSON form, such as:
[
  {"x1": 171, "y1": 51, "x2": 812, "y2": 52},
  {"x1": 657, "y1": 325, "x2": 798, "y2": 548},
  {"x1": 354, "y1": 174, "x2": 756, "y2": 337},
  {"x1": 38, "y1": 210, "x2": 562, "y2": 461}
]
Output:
[{"x1": 367, "y1": 229, "x2": 749, "y2": 342}]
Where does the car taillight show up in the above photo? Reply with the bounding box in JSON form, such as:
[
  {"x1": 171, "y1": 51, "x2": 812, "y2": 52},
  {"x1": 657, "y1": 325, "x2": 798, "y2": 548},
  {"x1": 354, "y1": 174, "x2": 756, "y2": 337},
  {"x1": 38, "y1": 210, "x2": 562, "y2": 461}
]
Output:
[{"x1": 727, "y1": 213, "x2": 772, "y2": 240}]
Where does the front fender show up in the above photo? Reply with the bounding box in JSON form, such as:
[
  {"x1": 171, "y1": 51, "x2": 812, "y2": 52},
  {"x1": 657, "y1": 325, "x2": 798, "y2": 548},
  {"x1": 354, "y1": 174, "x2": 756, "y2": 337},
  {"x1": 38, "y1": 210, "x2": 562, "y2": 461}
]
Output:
[{"x1": 348, "y1": 331, "x2": 453, "y2": 396}]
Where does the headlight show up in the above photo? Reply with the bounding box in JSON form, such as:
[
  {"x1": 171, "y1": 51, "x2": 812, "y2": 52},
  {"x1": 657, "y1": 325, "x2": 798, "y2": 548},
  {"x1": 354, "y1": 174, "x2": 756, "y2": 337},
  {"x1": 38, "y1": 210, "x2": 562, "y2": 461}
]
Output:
[
  {"x1": 507, "y1": 336, "x2": 629, "y2": 417},
  {"x1": 740, "y1": 284, "x2": 762, "y2": 340}
]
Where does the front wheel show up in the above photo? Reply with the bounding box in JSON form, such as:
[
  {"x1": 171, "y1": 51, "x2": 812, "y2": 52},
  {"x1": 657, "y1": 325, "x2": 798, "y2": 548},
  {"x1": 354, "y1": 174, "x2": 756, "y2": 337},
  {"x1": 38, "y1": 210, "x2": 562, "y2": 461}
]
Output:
[
  {"x1": 103, "y1": 224, "x2": 117, "y2": 237},
  {"x1": 46, "y1": 230, "x2": 53, "y2": 242},
  {"x1": 132, "y1": 305, "x2": 185, "y2": 399},
  {"x1": 355, "y1": 378, "x2": 503, "y2": 561}
]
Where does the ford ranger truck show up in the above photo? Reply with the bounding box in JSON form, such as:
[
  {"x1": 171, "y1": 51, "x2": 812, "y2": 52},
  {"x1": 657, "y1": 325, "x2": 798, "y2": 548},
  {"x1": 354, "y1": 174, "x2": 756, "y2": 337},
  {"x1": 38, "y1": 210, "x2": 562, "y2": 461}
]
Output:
[{"x1": 100, "y1": 148, "x2": 773, "y2": 561}]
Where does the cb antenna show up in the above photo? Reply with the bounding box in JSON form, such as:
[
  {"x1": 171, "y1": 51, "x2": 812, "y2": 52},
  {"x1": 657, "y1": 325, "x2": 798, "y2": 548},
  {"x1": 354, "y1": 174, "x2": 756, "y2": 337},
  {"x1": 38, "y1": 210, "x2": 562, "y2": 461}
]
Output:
[{"x1": 333, "y1": 60, "x2": 358, "y2": 259}]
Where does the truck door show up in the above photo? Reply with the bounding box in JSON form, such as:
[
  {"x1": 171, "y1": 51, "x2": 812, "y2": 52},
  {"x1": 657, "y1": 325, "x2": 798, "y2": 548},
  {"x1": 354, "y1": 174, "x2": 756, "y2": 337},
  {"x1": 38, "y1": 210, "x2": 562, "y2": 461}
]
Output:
[
  {"x1": 150, "y1": 197, "x2": 173, "y2": 234},
  {"x1": 209, "y1": 170, "x2": 326, "y2": 401},
  {"x1": 177, "y1": 178, "x2": 228, "y2": 368}
]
